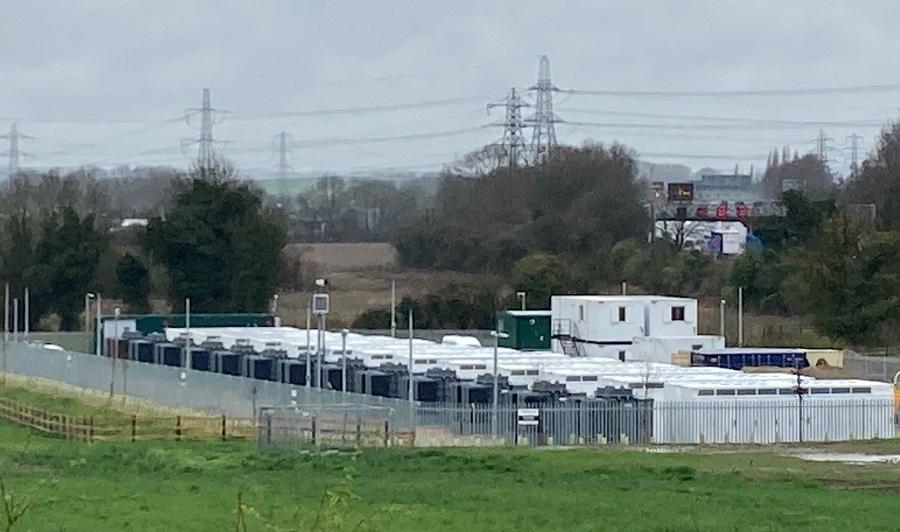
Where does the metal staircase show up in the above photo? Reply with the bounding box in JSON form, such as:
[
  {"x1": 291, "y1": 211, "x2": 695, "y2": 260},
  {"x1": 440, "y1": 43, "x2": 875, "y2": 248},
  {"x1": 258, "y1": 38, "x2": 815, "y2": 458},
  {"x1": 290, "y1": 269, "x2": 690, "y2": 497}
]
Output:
[{"x1": 551, "y1": 319, "x2": 585, "y2": 357}]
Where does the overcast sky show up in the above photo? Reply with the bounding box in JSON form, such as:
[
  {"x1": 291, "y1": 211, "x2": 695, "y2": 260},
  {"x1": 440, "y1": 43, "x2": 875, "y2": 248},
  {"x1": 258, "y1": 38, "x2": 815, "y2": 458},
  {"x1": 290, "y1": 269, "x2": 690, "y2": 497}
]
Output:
[{"x1": 2, "y1": 0, "x2": 900, "y2": 177}]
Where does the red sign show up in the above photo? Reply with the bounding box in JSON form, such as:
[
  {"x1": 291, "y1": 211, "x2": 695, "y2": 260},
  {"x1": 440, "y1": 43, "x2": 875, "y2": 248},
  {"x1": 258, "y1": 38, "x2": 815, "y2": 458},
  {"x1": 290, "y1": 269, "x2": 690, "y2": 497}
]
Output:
[
  {"x1": 736, "y1": 202, "x2": 749, "y2": 219},
  {"x1": 715, "y1": 202, "x2": 728, "y2": 219},
  {"x1": 695, "y1": 206, "x2": 709, "y2": 219}
]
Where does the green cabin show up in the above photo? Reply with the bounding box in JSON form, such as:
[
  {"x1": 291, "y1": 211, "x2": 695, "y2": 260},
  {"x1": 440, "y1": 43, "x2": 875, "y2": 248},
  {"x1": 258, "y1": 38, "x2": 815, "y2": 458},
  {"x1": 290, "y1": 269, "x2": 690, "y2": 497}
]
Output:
[{"x1": 496, "y1": 310, "x2": 551, "y2": 350}]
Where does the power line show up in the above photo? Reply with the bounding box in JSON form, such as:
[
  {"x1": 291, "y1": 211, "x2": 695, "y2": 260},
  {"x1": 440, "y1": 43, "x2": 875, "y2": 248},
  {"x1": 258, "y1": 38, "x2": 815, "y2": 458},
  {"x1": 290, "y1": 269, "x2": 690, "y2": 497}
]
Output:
[
  {"x1": 233, "y1": 96, "x2": 485, "y2": 120},
  {"x1": 558, "y1": 107, "x2": 886, "y2": 128},
  {"x1": 561, "y1": 82, "x2": 900, "y2": 98}
]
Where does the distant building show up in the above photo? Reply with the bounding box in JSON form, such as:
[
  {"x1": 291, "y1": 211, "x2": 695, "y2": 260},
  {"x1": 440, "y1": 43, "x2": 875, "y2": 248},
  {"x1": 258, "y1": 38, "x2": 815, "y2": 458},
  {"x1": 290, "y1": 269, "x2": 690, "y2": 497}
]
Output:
[{"x1": 693, "y1": 173, "x2": 761, "y2": 203}]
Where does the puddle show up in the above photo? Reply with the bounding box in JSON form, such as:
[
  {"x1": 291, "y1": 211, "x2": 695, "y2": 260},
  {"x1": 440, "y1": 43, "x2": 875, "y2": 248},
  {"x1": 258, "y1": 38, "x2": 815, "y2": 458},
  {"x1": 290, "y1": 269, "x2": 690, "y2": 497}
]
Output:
[{"x1": 793, "y1": 453, "x2": 900, "y2": 464}]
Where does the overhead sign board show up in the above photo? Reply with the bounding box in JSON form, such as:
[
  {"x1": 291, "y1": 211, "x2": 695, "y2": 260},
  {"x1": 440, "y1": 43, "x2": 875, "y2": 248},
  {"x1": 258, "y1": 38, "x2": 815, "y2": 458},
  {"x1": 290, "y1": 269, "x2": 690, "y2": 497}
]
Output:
[
  {"x1": 667, "y1": 182, "x2": 694, "y2": 202},
  {"x1": 517, "y1": 408, "x2": 540, "y2": 426}
]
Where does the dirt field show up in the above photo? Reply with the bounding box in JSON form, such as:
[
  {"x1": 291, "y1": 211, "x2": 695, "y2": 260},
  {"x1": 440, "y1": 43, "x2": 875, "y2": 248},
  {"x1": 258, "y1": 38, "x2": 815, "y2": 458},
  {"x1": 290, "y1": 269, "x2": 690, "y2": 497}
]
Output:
[{"x1": 279, "y1": 243, "x2": 498, "y2": 327}]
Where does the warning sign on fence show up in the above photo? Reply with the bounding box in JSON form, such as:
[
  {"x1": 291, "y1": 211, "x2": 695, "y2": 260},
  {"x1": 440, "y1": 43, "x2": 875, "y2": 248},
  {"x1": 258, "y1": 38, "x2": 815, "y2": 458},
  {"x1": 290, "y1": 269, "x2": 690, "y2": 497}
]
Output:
[{"x1": 517, "y1": 408, "x2": 540, "y2": 426}]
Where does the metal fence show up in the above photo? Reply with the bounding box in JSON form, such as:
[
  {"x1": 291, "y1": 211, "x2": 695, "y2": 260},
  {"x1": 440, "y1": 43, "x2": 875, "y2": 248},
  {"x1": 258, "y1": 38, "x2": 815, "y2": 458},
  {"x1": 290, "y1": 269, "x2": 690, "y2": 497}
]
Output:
[
  {"x1": 0, "y1": 341, "x2": 415, "y2": 423},
  {"x1": 843, "y1": 351, "x2": 900, "y2": 383},
  {"x1": 257, "y1": 404, "x2": 413, "y2": 449},
  {"x1": 412, "y1": 399, "x2": 895, "y2": 446}
]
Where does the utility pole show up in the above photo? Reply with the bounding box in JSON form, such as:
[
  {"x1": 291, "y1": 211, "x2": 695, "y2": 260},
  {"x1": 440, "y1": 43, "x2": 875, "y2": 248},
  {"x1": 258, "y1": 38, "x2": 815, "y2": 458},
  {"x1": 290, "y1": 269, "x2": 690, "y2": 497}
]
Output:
[
  {"x1": 184, "y1": 88, "x2": 227, "y2": 176},
  {"x1": 846, "y1": 133, "x2": 864, "y2": 178},
  {"x1": 526, "y1": 55, "x2": 563, "y2": 164},
  {"x1": 275, "y1": 131, "x2": 293, "y2": 198},
  {"x1": 486, "y1": 88, "x2": 531, "y2": 168},
  {"x1": 0, "y1": 123, "x2": 34, "y2": 178}
]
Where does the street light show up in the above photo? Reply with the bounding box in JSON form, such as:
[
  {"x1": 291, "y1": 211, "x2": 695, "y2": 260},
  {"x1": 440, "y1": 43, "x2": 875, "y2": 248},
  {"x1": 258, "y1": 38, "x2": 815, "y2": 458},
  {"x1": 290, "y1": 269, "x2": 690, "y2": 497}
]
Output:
[
  {"x1": 272, "y1": 294, "x2": 279, "y2": 315},
  {"x1": 84, "y1": 293, "x2": 95, "y2": 333},
  {"x1": 516, "y1": 291, "x2": 526, "y2": 311},
  {"x1": 490, "y1": 326, "x2": 510, "y2": 438}
]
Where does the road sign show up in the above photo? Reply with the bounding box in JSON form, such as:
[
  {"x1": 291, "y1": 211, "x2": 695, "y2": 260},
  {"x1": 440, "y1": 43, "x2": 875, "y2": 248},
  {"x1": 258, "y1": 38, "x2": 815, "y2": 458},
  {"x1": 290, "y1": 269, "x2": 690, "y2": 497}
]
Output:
[
  {"x1": 667, "y1": 182, "x2": 694, "y2": 202},
  {"x1": 517, "y1": 408, "x2": 540, "y2": 426}
]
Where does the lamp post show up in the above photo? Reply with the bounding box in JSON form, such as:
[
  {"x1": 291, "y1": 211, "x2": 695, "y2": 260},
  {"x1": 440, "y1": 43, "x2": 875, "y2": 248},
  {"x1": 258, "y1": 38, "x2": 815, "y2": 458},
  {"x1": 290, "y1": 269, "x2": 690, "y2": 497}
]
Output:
[
  {"x1": 516, "y1": 291, "x2": 526, "y2": 311},
  {"x1": 12, "y1": 298, "x2": 18, "y2": 342},
  {"x1": 305, "y1": 305, "x2": 311, "y2": 389},
  {"x1": 390, "y1": 280, "x2": 397, "y2": 338},
  {"x1": 23, "y1": 287, "x2": 29, "y2": 338},
  {"x1": 719, "y1": 299, "x2": 726, "y2": 342},
  {"x1": 95, "y1": 294, "x2": 102, "y2": 356},
  {"x1": 490, "y1": 325, "x2": 510, "y2": 438}
]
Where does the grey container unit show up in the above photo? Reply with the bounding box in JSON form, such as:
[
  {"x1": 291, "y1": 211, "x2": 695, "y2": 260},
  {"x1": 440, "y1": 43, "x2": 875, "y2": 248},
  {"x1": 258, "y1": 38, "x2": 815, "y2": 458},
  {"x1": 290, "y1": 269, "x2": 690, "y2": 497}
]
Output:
[
  {"x1": 129, "y1": 339, "x2": 155, "y2": 363},
  {"x1": 590, "y1": 386, "x2": 654, "y2": 444},
  {"x1": 277, "y1": 359, "x2": 308, "y2": 386},
  {"x1": 425, "y1": 368, "x2": 459, "y2": 403},
  {"x1": 510, "y1": 381, "x2": 569, "y2": 405},
  {"x1": 212, "y1": 350, "x2": 243, "y2": 376},
  {"x1": 243, "y1": 355, "x2": 276, "y2": 381},
  {"x1": 355, "y1": 370, "x2": 391, "y2": 397},
  {"x1": 450, "y1": 381, "x2": 492, "y2": 404},
  {"x1": 378, "y1": 363, "x2": 410, "y2": 398},
  {"x1": 188, "y1": 347, "x2": 212, "y2": 371},
  {"x1": 154, "y1": 342, "x2": 184, "y2": 367},
  {"x1": 400, "y1": 375, "x2": 440, "y2": 402}
]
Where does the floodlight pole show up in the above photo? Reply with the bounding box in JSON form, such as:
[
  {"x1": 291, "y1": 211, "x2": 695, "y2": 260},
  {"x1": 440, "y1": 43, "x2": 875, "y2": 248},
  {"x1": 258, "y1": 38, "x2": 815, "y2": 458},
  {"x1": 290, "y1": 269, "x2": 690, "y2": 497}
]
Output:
[
  {"x1": 95, "y1": 294, "x2": 102, "y2": 356},
  {"x1": 492, "y1": 322, "x2": 499, "y2": 438},
  {"x1": 408, "y1": 309, "x2": 415, "y2": 429},
  {"x1": 185, "y1": 298, "x2": 192, "y2": 370},
  {"x1": 391, "y1": 280, "x2": 397, "y2": 338},
  {"x1": 12, "y1": 298, "x2": 17, "y2": 342},
  {"x1": 23, "y1": 287, "x2": 29, "y2": 338},
  {"x1": 719, "y1": 299, "x2": 726, "y2": 342},
  {"x1": 738, "y1": 287, "x2": 744, "y2": 347},
  {"x1": 341, "y1": 329, "x2": 348, "y2": 398}
]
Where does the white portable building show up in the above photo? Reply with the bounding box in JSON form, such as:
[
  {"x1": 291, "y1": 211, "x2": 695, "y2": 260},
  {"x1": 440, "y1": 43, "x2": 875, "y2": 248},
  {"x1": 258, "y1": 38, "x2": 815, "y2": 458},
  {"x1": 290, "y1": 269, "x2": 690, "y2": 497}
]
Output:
[
  {"x1": 550, "y1": 295, "x2": 699, "y2": 357},
  {"x1": 628, "y1": 335, "x2": 724, "y2": 363}
]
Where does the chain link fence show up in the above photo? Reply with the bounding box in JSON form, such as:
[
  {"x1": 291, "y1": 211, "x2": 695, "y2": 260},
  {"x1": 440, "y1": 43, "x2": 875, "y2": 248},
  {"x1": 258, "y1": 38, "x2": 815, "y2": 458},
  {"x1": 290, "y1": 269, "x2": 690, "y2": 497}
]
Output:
[{"x1": 0, "y1": 341, "x2": 415, "y2": 422}]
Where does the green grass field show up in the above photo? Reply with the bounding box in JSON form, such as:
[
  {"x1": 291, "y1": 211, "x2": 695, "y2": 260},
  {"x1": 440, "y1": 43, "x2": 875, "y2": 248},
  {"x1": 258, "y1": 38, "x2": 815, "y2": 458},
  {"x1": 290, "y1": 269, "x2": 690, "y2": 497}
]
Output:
[{"x1": 2, "y1": 419, "x2": 900, "y2": 531}]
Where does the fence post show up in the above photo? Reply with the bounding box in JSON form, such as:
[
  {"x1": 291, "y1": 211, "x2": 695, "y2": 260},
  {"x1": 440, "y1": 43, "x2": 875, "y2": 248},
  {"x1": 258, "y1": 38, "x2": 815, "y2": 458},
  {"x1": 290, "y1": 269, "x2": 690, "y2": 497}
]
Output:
[
  {"x1": 311, "y1": 415, "x2": 317, "y2": 447},
  {"x1": 63, "y1": 414, "x2": 68, "y2": 440},
  {"x1": 89, "y1": 416, "x2": 94, "y2": 443},
  {"x1": 131, "y1": 414, "x2": 137, "y2": 443},
  {"x1": 383, "y1": 419, "x2": 389, "y2": 448},
  {"x1": 265, "y1": 414, "x2": 272, "y2": 445},
  {"x1": 221, "y1": 415, "x2": 227, "y2": 441},
  {"x1": 356, "y1": 418, "x2": 362, "y2": 446},
  {"x1": 175, "y1": 415, "x2": 182, "y2": 442}
]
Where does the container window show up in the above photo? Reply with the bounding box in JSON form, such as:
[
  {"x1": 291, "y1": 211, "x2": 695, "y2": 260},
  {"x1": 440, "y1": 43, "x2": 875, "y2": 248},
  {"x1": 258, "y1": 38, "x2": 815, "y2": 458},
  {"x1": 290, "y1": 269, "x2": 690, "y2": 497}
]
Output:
[
  {"x1": 460, "y1": 365, "x2": 472, "y2": 370},
  {"x1": 618, "y1": 306, "x2": 626, "y2": 322},
  {"x1": 737, "y1": 389, "x2": 756, "y2": 396},
  {"x1": 697, "y1": 389, "x2": 714, "y2": 396},
  {"x1": 475, "y1": 365, "x2": 486, "y2": 370},
  {"x1": 851, "y1": 387, "x2": 871, "y2": 394},
  {"x1": 566, "y1": 376, "x2": 580, "y2": 382},
  {"x1": 671, "y1": 306, "x2": 686, "y2": 321},
  {"x1": 715, "y1": 389, "x2": 736, "y2": 396},
  {"x1": 810, "y1": 388, "x2": 829, "y2": 395},
  {"x1": 830, "y1": 387, "x2": 851, "y2": 394},
  {"x1": 512, "y1": 370, "x2": 525, "y2": 376},
  {"x1": 777, "y1": 388, "x2": 794, "y2": 395},
  {"x1": 647, "y1": 382, "x2": 664, "y2": 389},
  {"x1": 757, "y1": 388, "x2": 777, "y2": 395},
  {"x1": 579, "y1": 305, "x2": 584, "y2": 321},
  {"x1": 527, "y1": 370, "x2": 539, "y2": 376},
  {"x1": 583, "y1": 375, "x2": 598, "y2": 382}
]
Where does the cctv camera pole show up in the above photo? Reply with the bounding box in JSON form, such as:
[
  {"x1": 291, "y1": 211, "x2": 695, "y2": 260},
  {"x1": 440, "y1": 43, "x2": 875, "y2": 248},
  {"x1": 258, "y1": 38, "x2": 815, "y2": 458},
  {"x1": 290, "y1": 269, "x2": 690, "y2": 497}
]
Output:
[
  {"x1": 341, "y1": 329, "x2": 347, "y2": 397},
  {"x1": 719, "y1": 299, "x2": 726, "y2": 343},
  {"x1": 84, "y1": 293, "x2": 92, "y2": 333},
  {"x1": 185, "y1": 298, "x2": 192, "y2": 370},
  {"x1": 109, "y1": 307, "x2": 120, "y2": 399},
  {"x1": 738, "y1": 287, "x2": 744, "y2": 347},
  {"x1": 390, "y1": 280, "x2": 396, "y2": 338},
  {"x1": 12, "y1": 298, "x2": 18, "y2": 343},
  {"x1": 95, "y1": 294, "x2": 103, "y2": 356},
  {"x1": 305, "y1": 305, "x2": 311, "y2": 389},
  {"x1": 408, "y1": 309, "x2": 415, "y2": 429},
  {"x1": 23, "y1": 287, "x2": 29, "y2": 338},
  {"x1": 3, "y1": 282, "x2": 8, "y2": 343},
  {"x1": 492, "y1": 320, "x2": 499, "y2": 438}
]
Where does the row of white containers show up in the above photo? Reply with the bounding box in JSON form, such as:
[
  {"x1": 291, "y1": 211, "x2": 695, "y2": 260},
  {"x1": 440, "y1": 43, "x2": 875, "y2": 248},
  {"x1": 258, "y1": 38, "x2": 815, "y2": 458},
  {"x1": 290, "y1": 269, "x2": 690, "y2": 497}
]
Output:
[{"x1": 164, "y1": 326, "x2": 895, "y2": 443}]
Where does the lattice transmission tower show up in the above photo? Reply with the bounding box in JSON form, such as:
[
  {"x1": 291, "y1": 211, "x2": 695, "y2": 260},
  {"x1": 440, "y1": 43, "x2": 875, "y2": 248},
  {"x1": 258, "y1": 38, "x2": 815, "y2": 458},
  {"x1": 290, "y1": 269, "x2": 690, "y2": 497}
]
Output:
[
  {"x1": 486, "y1": 88, "x2": 531, "y2": 168},
  {"x1": 1, "y1": 123, "x2": 33, "y2": 177},
  {"x1": 526, "y1": 55, "x2": 563, "y2": 164},
  {"x1": 183, "y1": 88, "x2": 228, "y2": 176}
]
